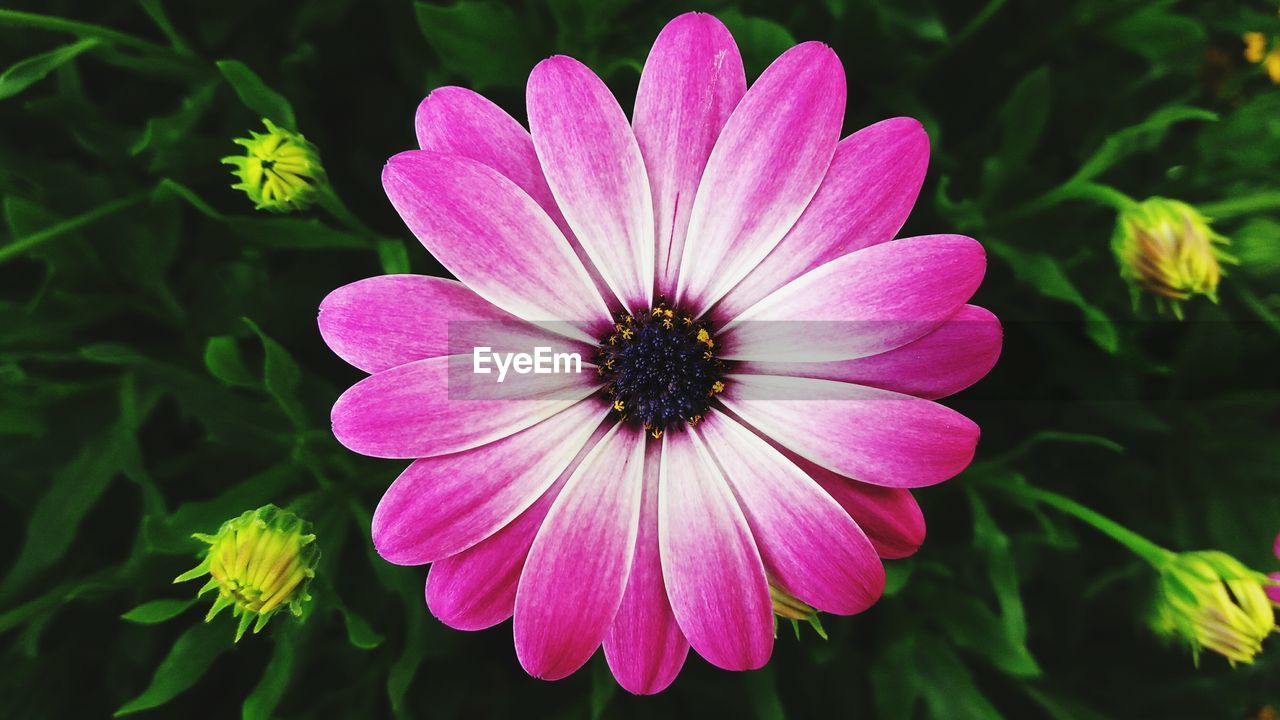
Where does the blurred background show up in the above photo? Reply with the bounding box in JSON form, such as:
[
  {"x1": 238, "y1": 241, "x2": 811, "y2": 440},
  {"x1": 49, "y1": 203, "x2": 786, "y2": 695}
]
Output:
[{"x1": 1, "y1": 0, "x2": 1278, "y2": 717}]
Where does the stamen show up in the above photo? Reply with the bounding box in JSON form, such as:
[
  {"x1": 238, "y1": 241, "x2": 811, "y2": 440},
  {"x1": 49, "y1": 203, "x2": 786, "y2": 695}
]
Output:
[{"x1": 596, "y1": 304, "x2": 725, "y2": 432}]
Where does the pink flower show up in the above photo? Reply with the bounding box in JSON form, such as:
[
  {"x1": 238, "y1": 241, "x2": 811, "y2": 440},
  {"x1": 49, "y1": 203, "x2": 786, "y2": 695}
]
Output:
[
  {"x1": 1269, "y1": 533, "x2": 1280, "y2": 605},
  {"x1": 320, "y1": 13, "x2": 1000, "y2": 694}
]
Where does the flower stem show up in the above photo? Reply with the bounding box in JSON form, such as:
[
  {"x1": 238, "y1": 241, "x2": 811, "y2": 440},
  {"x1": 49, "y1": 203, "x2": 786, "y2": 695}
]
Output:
[
  {"x1": 992, "y1": 480, "x2": 1174, "y2": 568},
  {"x1": 1199, "y1": 191, "x2": 1280, "y2": 219},
  {"x1": 1005, "y1": 180, "x2": 1136, "y2": 222},
  {"x1": 0, "y1": 191, "x2": 152, "y2": 266},
  {"x1": 0, "y1": 9, "x2": 183, "y2": 60},
  {"x1": 316, "y1": 186, "x2": 376, "y2": 240}
]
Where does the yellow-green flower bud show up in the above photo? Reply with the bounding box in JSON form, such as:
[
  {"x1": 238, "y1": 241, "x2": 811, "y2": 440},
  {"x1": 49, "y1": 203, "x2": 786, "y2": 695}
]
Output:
[
  {"x1": 1151, "y1": 551, "x2": 1275, "y2": 665},
  {"x1": 174, "y1": 504, "x2": 319, "y2": 641},
  {"x1": 1112, "y1": 198, "x2": 1231, "y2": 318},
  {"x1": 221, "y1": 119, "x2": 326, "y2": 213}
]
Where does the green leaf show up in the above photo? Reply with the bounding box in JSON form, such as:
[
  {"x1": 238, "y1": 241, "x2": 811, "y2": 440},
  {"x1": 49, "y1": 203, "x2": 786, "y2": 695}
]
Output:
[
  {"x1": 716, "y1": 10, "x2": 797, "y2": 77},
  {"x1": 1, "y1": 418, "x2": 134, "y2": 599},
  {"x1": 1022, "y1": 687, "x2": 1110, "y2": 720},
  {"x1": 131, "y1": 82, "x2": 216, "y2": 156},
  {"x1": 969, "y1": 491, "x2": 1030, "y2": 655},
  {"x1": 987, "y1": 240, "x2": 1118, "y2": 352},
  {"x1": 159, "y1": 179, "x2": 369, "y2": 250},
  {"x1": 121, "y1": 598, "x2": 196, "y2": 624},
  {"x1": 743, "y1": 665, "x2": 786, "y2": 720},
  {"x1": 216, "y1": 59, "x2": 296, "y2": 129},
  {"x1": 242, "y1": 630, "x2": 297, "y2": 720},
  {"x1": 138, "y1": 0, "x2": 193, "y2": 54},
  {"x1": 387, "y1": 612, "x2": 428, "y2": 716},
  {"x1": 242, "y1": 318, "x2": 307, "y2": 428},
  {"x1": 869, "y1": 0, "x2": 948, "y2": 43},
  {"x1": 144, "y1": 464, "x2": 301, "y2": 553},
  {"x1": 1071, "y1": 105, "x2": 1216, "y2": 185},
  {"x1": 883, "y1": 559, "x2": 915, "y2": 596},
  {"x1": 414, "y1": 1, "x2": 537, "y2": 91},
  {"x1": 376, "y1": 238, "x2": 411, "y2": 275},
  {"x1": 915, "y1": 638, "x2": 1005, "y2": 720},
  {"x1": 204, "y1": 335, "x2": 258, "y2": 388},
  {"x1": 1233, "y1": 217, "x2": 1280, "y2": 279},
  {"x1": 984, "y1": 67, "x2": 1050, "y2": 200},
  {"x1": 1101, "y1": 3, "x2": 1204, "y2": 65},
  {"x1": 934, "y1": 593, "x2": 1040, "y2": 677},
  {"x1": 589, "y1": 654, "x2": 617, "y2": 719},
  {"x1": 0, "y1": 38, "x2": 99, "y2": 100},
  {"x1": 339, "y1": 605, "x2": 384, "y2": 649},
  {"x1": 115, "y1": 621, "x2": 231, "y2": 716}
]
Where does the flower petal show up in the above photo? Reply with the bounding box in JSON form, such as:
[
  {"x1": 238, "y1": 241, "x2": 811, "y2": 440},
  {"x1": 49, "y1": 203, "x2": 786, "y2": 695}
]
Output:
[
  {"x1": 795, "y1": 455, "x2": 925, "y2": 559},
  {"x1": 318, "y1": 275, "x2": 590, "y2": 374},
  {"x1": 736, "y1": 305, "x2": 1002, "y2": 399},
  {"x1": 383, "y1": 150, "x2": 610, "y2": 338},
  {"x1": 720, "y1": 235, "x2": 987, "y2": 362},
  {"x1": 698, "y1": 413, "x2": 885, "y2": 614},
  {"x1": 415, "y1": 85, "x2": 618, "y2": 304},
  {"x1": 603, "y1": 442, "x2": 689, "y2": 695},
  {"x1": 659, "y1": 429, "x2": 772, "y2": 670},
  {"x1": 331, "y1": 356, "x2": 597, "y2": 459},
  {"x1": 675, "y1": 42, "x2": 845, "y2": 316},
  {"x1": 528, "y1": 56, "x2": 655, "y2": 312},
  {"x1": 633, "y1": 12, "x2": 746, "y2": 298},
  {"x1": 1267, "y1": 572, "x2": 1280, "y2": 606},
  {"x1": 719, "y1": 374, "x2": 980, "y2": 488},
  {"x1": 424, "y1": 422, "x2": 612, "y2": 631},
  {"x1": 514, "y1": 423, "x2": 646, "y2": 680},
  {"x1": 715, "y1": 118, "x2": 930, "y2": 319},
  {"x1": 416, "y1": 86, "x2": 571, "y2": 235},
  {"x1": 372, "y1": 398, "x2": 609, "y2": 565}
]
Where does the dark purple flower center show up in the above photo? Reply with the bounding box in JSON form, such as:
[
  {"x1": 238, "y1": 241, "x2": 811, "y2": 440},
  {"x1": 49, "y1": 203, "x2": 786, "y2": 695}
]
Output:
[{"x1": 596, "y1": 306, "x2": 725, "y2": 436}]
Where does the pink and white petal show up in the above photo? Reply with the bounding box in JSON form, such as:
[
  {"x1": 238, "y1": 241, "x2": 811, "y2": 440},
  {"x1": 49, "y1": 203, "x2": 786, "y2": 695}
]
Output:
[
  {"x1": 318, "y1": 275, "x2": 590, "y2": 374},
  {"x1": 736, "y1": 305, "x2": 1002, "y2": 399},
  {"x1": 675, "y1": 42, "x2": 845, "y2": 316},
  {"x1": 416, "y1": 86, "x2": 572, "y2": 236},
  {"x1": 698, "y1": 413, "x2": 883, "y2": 614},
  {"x1": 715, "y1": 118, "x2": 930, "y2": 319},
  {"x1": 719, "y1": 374, "x2": 980, "y2": 488},
  {"x1": 795, "y1": 455, "x2": 925, "y2": 559},
  {"x1": 528, "y1": 56, "x2": 655, "y2": 312},
  {"x1": 720, "y1": 235, "x2": 987, "y2": 362},
  {"x1": 659, "y1": 429, "x2": 772, "y2": 670},
  {"x1": 514, "y1": 423, "x2": 646, "y2": 680},
  {"x1": 425, "y1": 422, "x2": 612, "y2": 631},
  {"x1": 383, "y1": 150, "x2": 610, "y2": 338},
  {"x1": 603, "y1": 442, "x2": 689, "y2": 695},
  {"x1": 372, "y1": 398, "x2": 609, "y2": 565},
  {"x1": 633, "y1": 12, "x2": 746, "y2": 298},
  {"x1": 331, "y1": 355, "x2": 597, "y2": 459}
]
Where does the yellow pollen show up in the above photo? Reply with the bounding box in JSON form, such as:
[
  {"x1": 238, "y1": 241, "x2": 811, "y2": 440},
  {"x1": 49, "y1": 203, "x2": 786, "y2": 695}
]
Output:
[
  {"x1": 1266, "y1": 49, "x2": 1280, "y2": 83},
  {"x1": 650, "y1": 428, "x2": 664, "y2": 439},
  {"x1": 613, "y1": 399, "x2": 626, "y2": 412},
  {"x1": 620, "y1": 327, "x2": 634, "y2": 339},
  {"x1": 696, "y1": 328, "x2": 713, "y2": 347},
  {"x1": 709, "y1": 380, "x2": 725, "y2": 397},
  {"x1": 1244, "y1": 32, "x2": 1268, "y2": 64}
]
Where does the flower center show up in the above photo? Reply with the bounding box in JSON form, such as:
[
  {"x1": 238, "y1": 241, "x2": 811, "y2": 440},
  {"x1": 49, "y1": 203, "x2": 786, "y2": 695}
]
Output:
[{"x1": 596, "y1": 305, "x2": 725, "y2": 437}]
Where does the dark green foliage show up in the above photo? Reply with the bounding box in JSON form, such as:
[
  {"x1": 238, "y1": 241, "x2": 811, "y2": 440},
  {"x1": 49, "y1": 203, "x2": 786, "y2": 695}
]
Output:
[{"x1": 0, "y1": 0, "x2": 1277, "y2": 718}]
